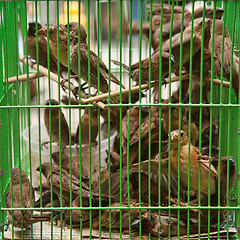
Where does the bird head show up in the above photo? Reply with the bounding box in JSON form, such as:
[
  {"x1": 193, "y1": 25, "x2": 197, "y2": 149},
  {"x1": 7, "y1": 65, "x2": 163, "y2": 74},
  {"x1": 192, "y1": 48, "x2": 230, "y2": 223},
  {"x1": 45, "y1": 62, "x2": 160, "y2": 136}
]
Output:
[
  {"x1": 170, "y1": 130, "x2": 188, "y2": 149},
  {"x1": 45, "y1": 99, "x2": 59, "y2": 106},
  {"x1": 36, "y1": 162, "x2": 51, "y2": 179},
  {"x1": 28, "y1": 22, "x2": 43, "y2": 34},
  {"x1": 38, "y1": 24, "x2": 67, "y2": 43},
  {"x1": 11, "y1": 168, "x2": 29, "y2": 184}
]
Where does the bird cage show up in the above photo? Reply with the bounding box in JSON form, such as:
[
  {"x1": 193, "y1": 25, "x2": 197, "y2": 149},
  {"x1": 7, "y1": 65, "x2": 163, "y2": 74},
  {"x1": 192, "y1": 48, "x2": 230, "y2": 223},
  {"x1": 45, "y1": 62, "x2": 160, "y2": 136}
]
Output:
[{"x1": 0, "y1": 0, "x2": 239, "y2": 239}]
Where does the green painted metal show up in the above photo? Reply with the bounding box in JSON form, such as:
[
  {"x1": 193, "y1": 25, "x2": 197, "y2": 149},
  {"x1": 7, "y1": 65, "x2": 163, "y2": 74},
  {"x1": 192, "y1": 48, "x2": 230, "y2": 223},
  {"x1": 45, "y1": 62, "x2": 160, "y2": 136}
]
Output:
[{"x1": 0, "y1": 1, "x2": 239, "y2": 240}]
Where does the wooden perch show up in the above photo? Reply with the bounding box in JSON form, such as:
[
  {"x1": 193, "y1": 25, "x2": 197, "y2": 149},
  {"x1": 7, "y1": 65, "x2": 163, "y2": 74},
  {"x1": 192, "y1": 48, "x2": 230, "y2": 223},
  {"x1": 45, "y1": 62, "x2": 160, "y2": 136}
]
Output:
[
  {"x1": 6, "y1": 73, "x2": 44, "y2": 84},
  {"x1": 81, "y1": 73, "x2": 231, "y2": 104},
  {"x1": 19, "y1": 56, "x2": 107, "y2": 110},
  {"x1": 81, "y1": 73, "x2": 190, "y2": 104}
]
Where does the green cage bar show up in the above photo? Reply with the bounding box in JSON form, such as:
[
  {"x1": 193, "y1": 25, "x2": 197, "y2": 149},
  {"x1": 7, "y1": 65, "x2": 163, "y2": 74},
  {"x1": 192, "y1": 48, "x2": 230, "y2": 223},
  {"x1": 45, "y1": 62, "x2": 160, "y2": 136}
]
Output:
[{"x1": 0, "y1": 1, "x2": 240, "y2": 240}]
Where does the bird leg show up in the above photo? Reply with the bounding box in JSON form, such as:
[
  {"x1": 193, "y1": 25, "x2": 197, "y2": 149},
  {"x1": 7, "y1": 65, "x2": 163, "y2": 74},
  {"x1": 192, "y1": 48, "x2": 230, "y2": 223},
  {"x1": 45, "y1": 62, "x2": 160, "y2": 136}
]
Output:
[
  {"x1": 171, "y1": 198, "x2": 199, "y2": 213},
  {"x1": 60, "y1": 78, "x2": 75, "y2": 93},
  {"x1": 41, "y1": 140, "x2": 53, "y2": 150}
]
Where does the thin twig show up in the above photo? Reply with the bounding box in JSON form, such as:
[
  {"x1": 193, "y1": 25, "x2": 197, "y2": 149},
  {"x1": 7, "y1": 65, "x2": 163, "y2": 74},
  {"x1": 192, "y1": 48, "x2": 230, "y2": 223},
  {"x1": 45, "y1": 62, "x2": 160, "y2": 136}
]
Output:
[
  {"x1": 20, "y1": 56, "x2": 107, "y2": 110},
  {"x1": 81, "y1": 73, "x2": 190, "y2": 104},
  {"x1": 6, "y1": 73, "x2": 44, "y2": 84},
  {"x1": 204, "y1": 77, "x2": 230, "y2": 88}
]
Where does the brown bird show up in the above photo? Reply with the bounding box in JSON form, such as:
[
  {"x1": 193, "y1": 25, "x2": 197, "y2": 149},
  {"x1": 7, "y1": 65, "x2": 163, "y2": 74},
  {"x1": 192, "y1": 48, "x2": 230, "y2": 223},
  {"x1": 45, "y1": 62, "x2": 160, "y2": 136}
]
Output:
[
  {"x1": 170, "y1": 130, "x2": 218, "y2": 200},
  {"x1": 38, "y1": 23, "x2": 125, "y2": 93},
  {"x1": 51, "y1": 151, "x2": 89, "y2": 180},
  {"x1": 211, "y1": 156, "x2": 236, "y2": 204},
  {"x1": 37, "y1": 23, "x2": 86, "y2": 68},
  {"x1": 44, "y1": 99, "x2": 69, "y2": 146},
  {"x1": 161, "y1": 17, "x2": 211, "y2": 74},
  {"x1": 112, "y1": 50, "x2": 174, "y2": 84},
  {"x1": 63, "y1": 195, "x2": 98, "y2": 227},
  {"x1": 93, "y1": 202, "x2": 148, "y2": 232},
  {"x1": 100, "y1": 159, "x2": 184, "y2": 206},
  {"x1": 5, "y1": 168, "x2": 49, "y2": 228},
  {"x1": 122, "y1": 106, "x2": 180, "y2": 166},
  {"x1": 75, "y1": 107, "x2": 99, "y2": 145},
  {"x1": 209, "y1": 19, "x2": 239, "y2": 102},
  {"x1": 37, "y1": 162, "x2": 90, "y2": 207},
  {"x1": 27, "y1": 22, "x2": 68, "y2": 77},
  {"x1": 104, "y1": 151, "x2": 121, "y2": 174}
]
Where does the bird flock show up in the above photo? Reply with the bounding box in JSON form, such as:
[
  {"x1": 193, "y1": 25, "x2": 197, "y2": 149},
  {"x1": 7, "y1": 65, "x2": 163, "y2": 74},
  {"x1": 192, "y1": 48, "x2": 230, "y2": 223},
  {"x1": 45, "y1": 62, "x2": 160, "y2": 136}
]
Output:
[{"x1": 6, "y1": 3, "x2": 238, "y2": 238}]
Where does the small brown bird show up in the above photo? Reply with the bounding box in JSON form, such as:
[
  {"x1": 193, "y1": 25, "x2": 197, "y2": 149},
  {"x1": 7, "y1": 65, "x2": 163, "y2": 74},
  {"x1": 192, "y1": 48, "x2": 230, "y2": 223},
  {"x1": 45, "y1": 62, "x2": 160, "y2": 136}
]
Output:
[
  {"x1": 94, "y1": 202, "x2": 148, "y2": 231},
  {"x1": 63, "y1": 195, "x2": 99, "y2": 227},
  {"x1": 44, "y1": 99, "x2": 69, "y2": 146},
  {"x1": 212, "y1": 156, "x2": 236, "y2": 203},
  {"x1": 100, "y1": 159, "x2": 184, "y2": 205},
  {"x1": 75, "y1": 107, "x2": 99, "y2": 145},
  {"x1": 5, "y1": 168, "x2": 49, "y2": 228},
  {"x1": 38, "y1": 23, "x2": 125, "y2": 93},
  {"x1": 27, "y1": 22, "x2": 68, "y2": 77},
  {"x1": 170, "y1": 130, "x2": 218, "y2": 200},
  {"x1": 161, "y1": 17, "x2": 211, "y2": 74},
  {"x1": 209, "y1": 19, "x2": 239, "y2": 102},
  {"x1": 112, "y1": 50, "x2": 174, "y2": 84},
  {"x1": 51, "y1": 151, "x2": 89, "y2": 179},
  {"x1": 37, "y1": 162, "x2": 90, "y2": 207}
]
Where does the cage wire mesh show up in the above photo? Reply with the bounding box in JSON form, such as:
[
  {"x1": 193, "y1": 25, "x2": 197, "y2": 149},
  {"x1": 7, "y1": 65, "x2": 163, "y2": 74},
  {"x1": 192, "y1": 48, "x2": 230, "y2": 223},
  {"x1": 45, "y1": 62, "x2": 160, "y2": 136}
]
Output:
[{"x1": 0, "y1": 0, "x2": 240, "y2": 239}]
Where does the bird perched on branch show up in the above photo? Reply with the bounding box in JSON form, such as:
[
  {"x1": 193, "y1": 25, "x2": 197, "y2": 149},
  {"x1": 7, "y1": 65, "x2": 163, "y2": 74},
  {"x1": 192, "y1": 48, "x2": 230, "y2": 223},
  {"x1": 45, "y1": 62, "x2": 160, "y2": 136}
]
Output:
[
  {"x1": 38, "y1": 23, "x2": 125, "y2": 93},
  {"x1": 161, "y1": 17, "x2": 211, "y2": 74},
  {"x1": 44, "y1": 99, "x2": 69, "y2": 146},
  {"x1": 5, "y1": 168, "x2": 49, "y2": 228},
  {"x1": 209, "y1": 19, "x2": 239, "y2": 102},
  {"x1": 112, "y1": 50, "x2": 174, "y2": 84},
  {"x1": 28, "y1": 22, "x2": 69, "y2": 77}
]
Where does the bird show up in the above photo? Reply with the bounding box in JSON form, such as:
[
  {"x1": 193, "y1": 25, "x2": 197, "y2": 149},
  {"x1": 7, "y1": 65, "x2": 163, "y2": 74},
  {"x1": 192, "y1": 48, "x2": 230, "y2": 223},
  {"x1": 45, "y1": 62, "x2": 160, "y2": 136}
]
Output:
[
  {"x1": 63, "y1": 195, "x2": 98, "y2": 227},
  {"x1": 112, "y1": 50, "x2": 174, "y2": 84},
  {"x1": 75, "y1": 107, "x2": 99, "y2": 145},
  {"x1": 44, "y1": 99, "x2": 69, "y2": 146},
  {"x1": 38, "y1": 23, "x2": 125, "y2": 93},
  {"x1": 170, "y1": 130, "x2": 218, "y2": 201},
  {"x1": 36, "y1": 162, "x2": 90, "y2": 207},
  {"x1": 27, "y1": 22, "x2": 69, "y2": 77},
  {"x1": 93, "y1": 202, "x2": 149, "y2": 232},
  {"x1": 5, "y1": 168, "x2": 49, "y2": 228},
  {"x1": 100, "y1": 159, "x2": 185, "y2": 206},
  {"x1": 209, "y1": 19, "x2": 239, "y2": 102},
  {"x1": 51, "y1": 151, "x2": 89, "y2": 180},
  {"x1": 161, "y1": 17, "x2": 211, "y2": 74},
  {"x1": 211, "y1": 156, "x2": 236, "y2": 204}
]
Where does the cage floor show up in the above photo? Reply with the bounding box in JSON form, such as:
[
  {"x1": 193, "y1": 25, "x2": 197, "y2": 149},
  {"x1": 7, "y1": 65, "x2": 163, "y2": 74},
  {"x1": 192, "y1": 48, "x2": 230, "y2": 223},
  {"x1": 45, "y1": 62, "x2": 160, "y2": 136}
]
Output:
[{"x1": 4, "y1": 222, "x2": 237, "y2": 239}]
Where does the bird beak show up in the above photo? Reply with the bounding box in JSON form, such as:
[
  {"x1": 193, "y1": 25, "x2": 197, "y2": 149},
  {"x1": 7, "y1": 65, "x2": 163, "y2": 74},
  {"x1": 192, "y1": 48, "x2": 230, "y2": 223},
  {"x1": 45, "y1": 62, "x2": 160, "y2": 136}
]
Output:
[
  {"x1": 36, "y1": 166, "x2": 40, "y2": 171},
  {"x1": 37, "y1": 27, "x2": 47, "y2": 37},
  {"x1": 170, "y1": 54, "x2": 175, "y2": 64},
  {"x1": 170, "y1": 131, "x2": 178, "y2": 141},
  {"x1": 229, "y1": 156, "x2": 235, "y2": 166}
]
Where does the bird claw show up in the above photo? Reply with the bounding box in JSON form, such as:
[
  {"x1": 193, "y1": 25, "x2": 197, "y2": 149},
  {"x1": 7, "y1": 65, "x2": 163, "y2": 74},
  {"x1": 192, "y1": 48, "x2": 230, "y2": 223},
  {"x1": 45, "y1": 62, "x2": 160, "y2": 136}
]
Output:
[
  {"x1": 41, "y1": 141, "x2": 52, "y2": 150},
  {"x1": 60, "y1": 78, "x2": 73, "y2": 94},
  {"x1": 161, "y1": 77, "x2": 167, "y2": 88}
]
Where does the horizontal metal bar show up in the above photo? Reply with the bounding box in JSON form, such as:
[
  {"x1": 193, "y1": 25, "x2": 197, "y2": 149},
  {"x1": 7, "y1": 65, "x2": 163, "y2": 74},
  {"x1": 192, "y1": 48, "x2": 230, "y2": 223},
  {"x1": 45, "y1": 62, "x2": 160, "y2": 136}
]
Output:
[
  {"x1": 2, "y1": 206, "x2": 240, "y2": 211},
  {"x1": 0, "y1": 103, "x2": 239, "y2": 109}
]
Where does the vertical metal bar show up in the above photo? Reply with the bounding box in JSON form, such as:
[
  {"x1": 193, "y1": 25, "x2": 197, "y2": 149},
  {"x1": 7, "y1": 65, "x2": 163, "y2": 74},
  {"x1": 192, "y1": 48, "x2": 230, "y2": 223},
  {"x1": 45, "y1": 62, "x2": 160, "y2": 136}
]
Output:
[
  {"x1": 77, "y1": 1, "x2": 83, "y2": 238},
  {"x1": 96, "y1": 0, "x2": 102, "y2": 238},
  {"x1": 167, "y1": 2, "x2": 175, "y2": 238},
  {"x1": 127, "y1": 0, "x2": 133, "y2": 237},
  {"x1": 87, "y1": 2, "x2": 93, "y2": 239},
  {"x1": 138, "y1": 1, "x2": 144, "y2": 238}
]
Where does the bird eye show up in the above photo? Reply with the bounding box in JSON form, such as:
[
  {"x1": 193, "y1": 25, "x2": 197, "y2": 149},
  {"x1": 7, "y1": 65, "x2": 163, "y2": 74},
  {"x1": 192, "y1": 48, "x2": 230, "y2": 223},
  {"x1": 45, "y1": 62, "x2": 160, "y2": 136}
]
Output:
[{"x1": 180, "y1": 132, "x2": 184, "y2": 137}]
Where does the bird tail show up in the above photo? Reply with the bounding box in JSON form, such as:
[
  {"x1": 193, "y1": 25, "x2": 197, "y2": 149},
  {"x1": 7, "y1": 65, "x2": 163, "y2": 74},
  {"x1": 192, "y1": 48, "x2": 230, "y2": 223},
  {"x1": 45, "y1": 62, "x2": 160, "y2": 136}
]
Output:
[
  {"x1": 110, "y1": 73, "x2": 126, "y2": 89},
  {"x1": 111, "y1": 60, "x2": 129, "y2": 72}
]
